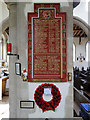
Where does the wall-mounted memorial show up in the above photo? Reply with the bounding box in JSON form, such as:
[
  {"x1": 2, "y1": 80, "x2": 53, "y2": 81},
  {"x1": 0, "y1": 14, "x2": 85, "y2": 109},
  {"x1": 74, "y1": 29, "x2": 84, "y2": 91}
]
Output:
[
  {"x1": 28, "y1": 3, "x2": 67, "y2": 82},
  {"x1": 34, "y1": 83, "x2": 61, "y2": 112}
]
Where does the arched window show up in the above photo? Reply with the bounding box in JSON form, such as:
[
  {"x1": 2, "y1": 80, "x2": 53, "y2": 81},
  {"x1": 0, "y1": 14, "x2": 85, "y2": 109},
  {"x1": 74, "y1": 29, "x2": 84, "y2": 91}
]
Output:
[
  {"x1": 86, "y1": 42, "x2": 89, "y2": 62},
  {"x1": 0, "y1": 35, "x2": 7, "y2": 61},
  {"x1": 73, "y1": 43, "x2": 76, "y2": 62},
  {"x1": 0, "y1": 39, "x2": 2, "y2": 60}
]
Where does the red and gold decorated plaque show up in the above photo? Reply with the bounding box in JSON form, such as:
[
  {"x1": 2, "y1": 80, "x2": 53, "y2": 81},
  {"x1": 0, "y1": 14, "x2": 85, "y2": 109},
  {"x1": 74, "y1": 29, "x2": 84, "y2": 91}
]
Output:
[{"x1": 28, "y1": 3, "x2": 67, "y2": 82}]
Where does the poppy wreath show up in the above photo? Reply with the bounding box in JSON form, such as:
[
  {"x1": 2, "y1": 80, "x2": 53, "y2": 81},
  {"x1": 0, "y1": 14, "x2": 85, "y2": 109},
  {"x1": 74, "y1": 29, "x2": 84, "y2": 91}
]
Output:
[{"x1": 34, "y1": 83, "x2": 61, "y2": 112}]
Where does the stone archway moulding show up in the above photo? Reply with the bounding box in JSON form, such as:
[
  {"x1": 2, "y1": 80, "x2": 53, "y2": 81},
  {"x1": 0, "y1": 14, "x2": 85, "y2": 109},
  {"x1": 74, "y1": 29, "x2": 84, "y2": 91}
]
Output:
[
  {"x1": 0, "y1": 17, "x2": 9, "y2": 34},
  {"x1": 73, "y1": 16, "x2": 90, "y2": 37}
]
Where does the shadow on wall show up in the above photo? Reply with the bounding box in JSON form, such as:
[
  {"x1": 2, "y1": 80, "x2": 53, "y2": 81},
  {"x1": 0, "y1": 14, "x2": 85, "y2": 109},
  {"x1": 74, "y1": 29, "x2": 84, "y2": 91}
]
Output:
[
  {"x1": 64, "y1": 82, "x2": 73, "y2": 118},
  {"x1": 16, "y1": 2, "x2": 31, "y2": 118}
]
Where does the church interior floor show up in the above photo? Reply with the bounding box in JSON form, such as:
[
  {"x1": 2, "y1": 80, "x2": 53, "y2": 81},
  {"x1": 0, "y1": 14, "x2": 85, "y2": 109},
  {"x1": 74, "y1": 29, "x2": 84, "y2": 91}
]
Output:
[{"x1": 0, "y1": 96, "x2": 9, "y2": 119}]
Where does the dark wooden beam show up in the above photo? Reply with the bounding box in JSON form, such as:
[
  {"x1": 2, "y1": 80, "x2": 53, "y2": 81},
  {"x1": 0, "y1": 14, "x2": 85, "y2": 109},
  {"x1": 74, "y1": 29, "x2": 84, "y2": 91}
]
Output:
[
  {"x1": 79, "y1": 37, "x2": 81, "y2": 44},
  {"x1": 5, "y1": 27, "x2": 9, "y2": 35},
  {"x1": 73, "y1": 1, "x2": 80, "y2": 8}
]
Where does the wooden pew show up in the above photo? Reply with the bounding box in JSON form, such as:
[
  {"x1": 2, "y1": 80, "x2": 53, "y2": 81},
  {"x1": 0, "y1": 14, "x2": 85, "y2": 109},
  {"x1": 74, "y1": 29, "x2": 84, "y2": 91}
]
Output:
[{"x1": 2, "y1": 76, "x2": 9, "y2": 94}]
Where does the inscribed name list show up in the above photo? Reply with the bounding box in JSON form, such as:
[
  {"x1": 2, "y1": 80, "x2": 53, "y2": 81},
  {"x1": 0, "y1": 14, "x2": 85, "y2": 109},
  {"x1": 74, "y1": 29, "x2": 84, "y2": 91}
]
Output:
[{"x1": 33, "y1": 18, "x2": 61, "y2": 76}]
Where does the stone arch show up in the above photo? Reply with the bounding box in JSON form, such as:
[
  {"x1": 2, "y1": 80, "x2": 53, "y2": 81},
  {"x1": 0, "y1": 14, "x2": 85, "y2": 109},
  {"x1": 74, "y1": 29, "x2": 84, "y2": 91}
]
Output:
[
  {"x1": 0, "y1": 17, "x2": 9, "y2": 61},
  {"x1": 0, "y1": 17, "x2": 9, "y2": 35},
  {"x1": 73, "y1": 16, "x2": 90, "y2": 37}
]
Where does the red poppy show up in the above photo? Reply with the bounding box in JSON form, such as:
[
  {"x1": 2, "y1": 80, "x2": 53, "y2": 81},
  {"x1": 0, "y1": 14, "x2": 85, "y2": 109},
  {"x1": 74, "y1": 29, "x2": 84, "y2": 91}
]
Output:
[{"x1": 34, "y1": 83, "x2": 61, "y2": 112}]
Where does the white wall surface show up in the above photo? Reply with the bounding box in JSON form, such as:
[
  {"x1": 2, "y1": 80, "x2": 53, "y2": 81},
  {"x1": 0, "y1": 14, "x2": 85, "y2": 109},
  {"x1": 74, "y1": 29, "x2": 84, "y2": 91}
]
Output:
[
  {"x1": 88, "y1": 41, "x2": 90, "y2": 66},
  {"x1": 0, "y1": 1, "x2": 9, "y2": 24},
  {"x1": 9, "y1": 2, "x2": 73, "y2": 118},
  {"x1": 0, "y1": 39, "x2": 2, "y2": 60},
  {"x1": 73, "y1": 0, "x2": 90, "y2": 25},
  {"x1": 28, "y1": 82, "x2": 72, "y2": 118},
  {"x1": 0, "y1": 78, "x2": 2, "y2": 100}
]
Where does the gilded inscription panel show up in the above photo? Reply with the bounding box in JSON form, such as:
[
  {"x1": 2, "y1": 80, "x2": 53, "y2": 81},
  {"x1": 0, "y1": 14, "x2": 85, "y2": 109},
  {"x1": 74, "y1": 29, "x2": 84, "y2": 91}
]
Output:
[{"x1": 28, "y1": 3, "x2": 67, "y2": 82}]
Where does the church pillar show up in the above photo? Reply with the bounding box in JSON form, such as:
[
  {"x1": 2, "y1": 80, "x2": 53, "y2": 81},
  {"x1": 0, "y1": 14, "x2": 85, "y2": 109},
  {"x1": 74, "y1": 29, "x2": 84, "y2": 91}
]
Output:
[{"x1": 7, "y1": 2, "x2": 17, "y2": 118}]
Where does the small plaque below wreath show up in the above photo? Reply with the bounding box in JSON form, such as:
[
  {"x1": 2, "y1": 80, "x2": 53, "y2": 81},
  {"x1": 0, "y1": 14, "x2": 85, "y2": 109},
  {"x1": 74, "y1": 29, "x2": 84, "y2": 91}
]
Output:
[{"x1": 34, "y1": 83, "x2": 61, "y2": 112}]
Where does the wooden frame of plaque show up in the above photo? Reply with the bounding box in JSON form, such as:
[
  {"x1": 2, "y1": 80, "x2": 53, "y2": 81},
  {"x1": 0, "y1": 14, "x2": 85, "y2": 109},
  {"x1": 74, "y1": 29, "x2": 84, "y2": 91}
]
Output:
[
  {"x1": 28, "y1": 3, "x2": 67, "y2": 82},
  {"x1": 20, "y1": 100, "x2": 34, "y2": 109},
  {"x1": 15, "y1": 62, "x2": 21, "y2": 75}
]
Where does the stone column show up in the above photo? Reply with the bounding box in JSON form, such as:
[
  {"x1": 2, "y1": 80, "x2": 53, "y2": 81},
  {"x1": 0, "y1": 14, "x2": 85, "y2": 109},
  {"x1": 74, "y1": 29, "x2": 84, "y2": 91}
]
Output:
[{"x1": 7, "y1": 2, "x2": 17, "y2": 118}]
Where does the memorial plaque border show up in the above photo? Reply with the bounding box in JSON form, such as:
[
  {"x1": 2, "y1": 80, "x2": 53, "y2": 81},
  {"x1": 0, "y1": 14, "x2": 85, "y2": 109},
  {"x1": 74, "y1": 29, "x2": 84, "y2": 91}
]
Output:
[{"x1": 28, "y1": 3, "x2": 67, "y2": 82}]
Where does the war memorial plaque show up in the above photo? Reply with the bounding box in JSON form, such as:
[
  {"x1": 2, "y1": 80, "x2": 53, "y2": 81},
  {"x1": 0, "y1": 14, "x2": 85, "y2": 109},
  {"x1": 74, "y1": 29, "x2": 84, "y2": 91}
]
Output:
[{"x1": 28, "y1": 3, "x2": 67, "y2": 82}]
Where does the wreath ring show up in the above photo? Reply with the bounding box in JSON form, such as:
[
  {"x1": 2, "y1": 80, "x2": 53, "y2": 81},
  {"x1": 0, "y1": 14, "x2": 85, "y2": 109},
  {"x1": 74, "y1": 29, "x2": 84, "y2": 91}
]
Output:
[{"x1": 34, "y1": 83, "x2": 61, "y2": 112}]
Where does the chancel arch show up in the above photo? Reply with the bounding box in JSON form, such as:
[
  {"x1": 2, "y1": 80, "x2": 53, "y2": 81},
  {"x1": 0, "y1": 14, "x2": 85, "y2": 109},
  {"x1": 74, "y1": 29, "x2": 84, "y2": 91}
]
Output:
[{"x1": 0, "y1": 17, "x2": 9, "y2": 63}]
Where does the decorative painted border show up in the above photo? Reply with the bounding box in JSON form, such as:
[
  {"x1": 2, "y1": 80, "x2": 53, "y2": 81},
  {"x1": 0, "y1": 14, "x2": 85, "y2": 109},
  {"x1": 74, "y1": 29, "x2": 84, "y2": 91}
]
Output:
[
  {"x1": 28, "y1": 3, "x2": 67, "y2": 82},
  {"x1": 32, "y1": 9, "x2": 61, "y2": 78}
]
